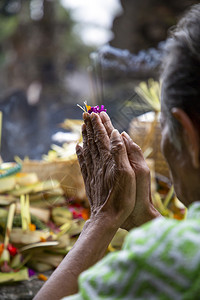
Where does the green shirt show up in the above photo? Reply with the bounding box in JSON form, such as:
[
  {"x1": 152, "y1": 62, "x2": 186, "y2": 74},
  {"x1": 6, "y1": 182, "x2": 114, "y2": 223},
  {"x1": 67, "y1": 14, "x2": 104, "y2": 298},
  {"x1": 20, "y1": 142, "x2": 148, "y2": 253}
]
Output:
[{"x1": 63, "y1": 202, "x2": 200, "y2": 300}]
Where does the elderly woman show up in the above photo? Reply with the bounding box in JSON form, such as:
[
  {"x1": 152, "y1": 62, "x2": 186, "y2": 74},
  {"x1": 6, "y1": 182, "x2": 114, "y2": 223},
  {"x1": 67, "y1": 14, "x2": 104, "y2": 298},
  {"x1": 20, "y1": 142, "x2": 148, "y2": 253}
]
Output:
[{"x1": 35, "y1": 4, "x2": 200, "y2": 300}]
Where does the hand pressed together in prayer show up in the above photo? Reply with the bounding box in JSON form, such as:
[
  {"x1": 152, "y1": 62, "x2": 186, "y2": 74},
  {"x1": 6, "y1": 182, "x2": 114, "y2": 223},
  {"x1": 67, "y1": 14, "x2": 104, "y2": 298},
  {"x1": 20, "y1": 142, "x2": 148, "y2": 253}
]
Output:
[
  {"x1": 76, "y1": 111, "x2": 159, "y2": 230},
  {"x1": 76, "y1": 111, "x2": 136, "y2": 228}
]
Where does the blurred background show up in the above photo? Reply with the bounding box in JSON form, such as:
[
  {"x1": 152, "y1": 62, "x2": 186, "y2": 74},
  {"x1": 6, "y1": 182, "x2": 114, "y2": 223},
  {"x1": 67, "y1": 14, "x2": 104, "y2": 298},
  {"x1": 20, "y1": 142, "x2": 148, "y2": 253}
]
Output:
[{"x1": 0, "y1": 0, "x2": 199, "y2": 161}]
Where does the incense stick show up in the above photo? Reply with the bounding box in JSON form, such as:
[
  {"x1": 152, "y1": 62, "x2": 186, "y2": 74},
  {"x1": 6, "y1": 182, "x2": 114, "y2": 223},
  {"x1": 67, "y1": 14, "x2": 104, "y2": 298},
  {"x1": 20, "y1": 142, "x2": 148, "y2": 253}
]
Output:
[
  {"x1": 26, "y1": 195, "x2": 31, "y2": 226},
  {"x1": 87, "y1": 66, "x2": 97, "y2": 106},
  {"x1": 20, "y1": 194, "x2": 31, "y2": 231},
  {"x1": 98, "y1": 56, "x2": 104, "y2": 105},
  {"x1": 4, "y1": 203, "x2": 16, "y2": 248},
  {"x1": 20, "y1": 195, "x2": 26, "y2": 231}
]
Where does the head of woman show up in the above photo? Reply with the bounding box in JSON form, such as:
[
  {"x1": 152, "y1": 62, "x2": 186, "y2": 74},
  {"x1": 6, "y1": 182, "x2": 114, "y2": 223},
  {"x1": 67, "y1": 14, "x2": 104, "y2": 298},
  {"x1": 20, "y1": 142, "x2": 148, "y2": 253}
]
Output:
[{"x1": 160, "y1": 4, "x2": 200, "y2": 206}]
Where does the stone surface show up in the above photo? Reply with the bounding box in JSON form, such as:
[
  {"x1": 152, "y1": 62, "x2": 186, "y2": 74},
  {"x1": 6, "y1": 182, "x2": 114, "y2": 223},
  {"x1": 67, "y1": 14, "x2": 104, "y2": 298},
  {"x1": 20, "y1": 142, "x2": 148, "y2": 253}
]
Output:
[{"x1": 0, "y1": 271, "x2": 52, "y2": 300}]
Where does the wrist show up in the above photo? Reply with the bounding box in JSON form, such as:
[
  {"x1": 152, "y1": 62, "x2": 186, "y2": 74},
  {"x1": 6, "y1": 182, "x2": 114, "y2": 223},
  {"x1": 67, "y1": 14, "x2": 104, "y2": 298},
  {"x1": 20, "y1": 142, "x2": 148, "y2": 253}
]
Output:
[
  {"x1": 123, "y1": 203, "x2": 161, "y2": 231},
  {"x1": 86, "y1": 213, "x2": 120, "y2": 233},
  {"x1": 138, "y1": 204, "x2": 161, "y2": 227},
  {"x1": 73, "y1": 214, "x2": 119, "y2": 264}
]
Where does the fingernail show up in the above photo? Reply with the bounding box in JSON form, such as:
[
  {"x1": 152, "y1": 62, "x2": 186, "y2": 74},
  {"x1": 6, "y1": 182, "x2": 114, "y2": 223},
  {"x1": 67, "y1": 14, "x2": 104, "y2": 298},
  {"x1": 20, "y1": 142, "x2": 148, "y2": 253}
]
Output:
[
  {"x1": 121, "y1": 132, "x2": 127, "y2": 140},
  {"x1": 99, "y1": 111, "x2": 107, "y2": 116},
  {"x1": 99, "y1": 111, "x2": 108, "y2": 120},
  {"x1": 91, "y1": 112, "x2": 97, "y2": 120},
  {"x1": 121, "y1": 131, "x2": 130, "y2": 139},
  {"x1": 111, "y1": 129, "x2": 120, "y2": 139},
  {"x1": 83, "y1": 112, "x2": 88, "y2": 120},
  {"x1": 122, "y1": 135, "x2": 128, "y2": 145}
]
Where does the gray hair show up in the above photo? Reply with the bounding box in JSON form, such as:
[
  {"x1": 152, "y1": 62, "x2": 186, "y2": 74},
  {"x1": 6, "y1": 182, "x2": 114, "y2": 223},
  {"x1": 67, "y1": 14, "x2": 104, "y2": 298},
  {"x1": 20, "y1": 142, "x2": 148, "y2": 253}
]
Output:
[{"x1": 161, "y1": 4, "x2": 200, "y2": 151}]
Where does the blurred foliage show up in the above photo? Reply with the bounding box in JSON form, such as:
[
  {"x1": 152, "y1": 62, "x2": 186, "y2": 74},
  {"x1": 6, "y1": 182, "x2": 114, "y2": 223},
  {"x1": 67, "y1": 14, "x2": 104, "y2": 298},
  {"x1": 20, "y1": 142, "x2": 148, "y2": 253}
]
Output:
[
  {"x1": 0, "y1": 0, "x2": 94, "y2": 91},
  {"x1": 0, "y1": 17, "x2": 18, "y2": 42}
]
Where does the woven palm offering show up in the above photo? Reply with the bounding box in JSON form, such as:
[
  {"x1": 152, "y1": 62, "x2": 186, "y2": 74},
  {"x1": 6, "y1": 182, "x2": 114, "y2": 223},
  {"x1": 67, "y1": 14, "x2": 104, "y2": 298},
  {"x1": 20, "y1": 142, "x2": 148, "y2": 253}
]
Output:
[
  {"x1": 0, "y1": 163, "x2": 90, "y2": 283},
  {"x1": 21, "y1": 118, "x2": 87, "y2": 202},
  {"x1": 128, "y1": 79, "x2": 169, "y2": 178},
  {"x1": 22, "y1": 159, "x2": 86, "y2": 202}
]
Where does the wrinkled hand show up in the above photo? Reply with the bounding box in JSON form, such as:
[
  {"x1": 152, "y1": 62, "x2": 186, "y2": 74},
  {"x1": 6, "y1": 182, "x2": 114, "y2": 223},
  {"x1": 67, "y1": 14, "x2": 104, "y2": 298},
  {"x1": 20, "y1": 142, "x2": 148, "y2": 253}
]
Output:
[
  {"x1": 99, "y1": 112, "x2": 160, "y2": 230},
  {"x1": 76, "y1": 112, "x2": 136, "y2": 228}
]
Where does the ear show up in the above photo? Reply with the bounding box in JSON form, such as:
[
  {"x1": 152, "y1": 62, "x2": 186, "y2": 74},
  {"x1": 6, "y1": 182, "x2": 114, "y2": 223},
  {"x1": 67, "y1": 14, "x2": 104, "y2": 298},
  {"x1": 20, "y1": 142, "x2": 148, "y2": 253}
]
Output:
[{"x1": 171, "y1": 108, "x2": 200, "y2": 168}]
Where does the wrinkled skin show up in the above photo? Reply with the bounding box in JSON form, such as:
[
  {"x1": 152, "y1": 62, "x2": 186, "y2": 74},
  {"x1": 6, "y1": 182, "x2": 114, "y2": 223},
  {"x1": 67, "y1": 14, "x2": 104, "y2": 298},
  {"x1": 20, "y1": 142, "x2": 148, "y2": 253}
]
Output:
[
  {"x1": 76, "y1": 112, "x2": 136, "y2": 226},
  {"x1": 160, "y1": 96, "x2": 200, "y2": 207},
  {"x1": 99, "y1": 112, "x2": 159, "y2": 229},
  {"x1": 34, "y1": 111, "x2": 160, "y2": 300},
  {"x1": 76, "y1": 112, "x2": 159, "y2": 230}
]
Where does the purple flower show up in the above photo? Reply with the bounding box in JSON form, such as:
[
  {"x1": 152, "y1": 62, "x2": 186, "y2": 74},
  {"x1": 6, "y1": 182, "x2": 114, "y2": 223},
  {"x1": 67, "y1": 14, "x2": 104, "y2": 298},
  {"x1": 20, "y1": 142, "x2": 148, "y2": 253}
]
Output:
[
  {"x1": 28, "y1": 268, "x2": 36, "y2": 277},
  {"x1": 88, "y1": 105, "x2": 107, "y2": 114}
]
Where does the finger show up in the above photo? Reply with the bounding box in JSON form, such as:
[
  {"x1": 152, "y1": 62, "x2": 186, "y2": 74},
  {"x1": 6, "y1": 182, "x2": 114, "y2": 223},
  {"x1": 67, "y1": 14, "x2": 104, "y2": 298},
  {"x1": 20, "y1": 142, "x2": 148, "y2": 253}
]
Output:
[
  {"x1": 122, "y1": 133, "x2": 150, "y2": 189},
  {"x1": 83, "y1": 113, "x2": 100, "y2": 162},
  {"x1": 121, "y1": 131, "x2": 144, "y2": 159},
  {"x1": 90, "y1": 113, "x2": 110, "y2": 156},
  {"x1": 121, "y1": 132, "x2": 149, "y2": 173},
  {"x1": 83, "y1": 112, "x2": 89, "y2": 121},
  {"x1": 110, "y1": 129, "x2": 130, "y2": 168},
  {"x1": 82, "y1": 123, "x2": 94, "y2": 176},
  {"x1": 76, "y1": 144, "x2": 88, "y2": 182},
  {"x1": 99, "y1": 111, "x2": 114, "y2": 138}
]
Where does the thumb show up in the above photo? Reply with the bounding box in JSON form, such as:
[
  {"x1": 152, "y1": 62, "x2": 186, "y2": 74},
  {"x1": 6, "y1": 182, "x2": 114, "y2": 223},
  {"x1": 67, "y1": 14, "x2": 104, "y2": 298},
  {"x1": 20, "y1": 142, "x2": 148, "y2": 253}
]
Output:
[
  {"x1": 110, "y1": 129, "x2": 129, "y2": 167},
  {"x1": 121, "y1": 131, "x2": 144, "y2": 161}
]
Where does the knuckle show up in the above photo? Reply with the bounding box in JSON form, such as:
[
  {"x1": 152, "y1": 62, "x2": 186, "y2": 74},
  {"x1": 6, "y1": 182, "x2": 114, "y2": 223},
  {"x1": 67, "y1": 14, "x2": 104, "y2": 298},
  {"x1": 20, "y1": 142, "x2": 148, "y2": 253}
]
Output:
[
  {"x1": 91, "y1": 178, "x2": 95, "y2": 186},
  {"x1": 129, "y1": 139, "x2": 141, "y2": 151},
  {"x1": 82, "y1": 128, "x2": 87, "y2": 137},
  {"x1": 82, "y1": 127, "x2": 86, "y2": 133},
  {"x1": 132, "y1": 143, "x2": 142, "y2": 152},
  {"x1": 82, "y1": 136, "x2": 87, "y2": 146},
  {"x1": 86, "y1": 130, "x2": 93, "y2": 140},
  {"x1": 136, "y1": 164, "x2": 150, "y2": 177},
  {"x1": 100, "y1": 152, "x2": 110, "y2": 163},
  {"x1": 93, "y1": 151, "x2": 99, "y2": 160},
  {"x1": 104, "y1": 119, "x2": 112, "y2": 129},
  {"x1": 116, "y1": 167, "x2": 134, "y2": 182},
  {"x1": 76, "y1": 149, "x2": 82, "y2": 157},
  {"x1": 91, "y1": 113, "x2": 98, "y2": 123},
  {"x1": 83, "y1": 148, "x2": 91, "y2": 158},
  {"x1": 143, "y1": 166, "x2": 150, "y2": 177},
  {"x1": 92, "y1": 120, "x2": 100, "y2": 130},
  {"x1": 95, "y1": 128, "x2": 104, "y2": 139},
  {"x1": 123, "y1": 167, "x2": 134, "y2": 178},
  {"x1": 91, "y1": 149, "x2": 99, "y2": 162},
  {"x1": 87, "y1": 136, "x2": 94, "y2": 145},
  {"x1": 111, "y1": 141, "x2": 124, "y2": 152}
]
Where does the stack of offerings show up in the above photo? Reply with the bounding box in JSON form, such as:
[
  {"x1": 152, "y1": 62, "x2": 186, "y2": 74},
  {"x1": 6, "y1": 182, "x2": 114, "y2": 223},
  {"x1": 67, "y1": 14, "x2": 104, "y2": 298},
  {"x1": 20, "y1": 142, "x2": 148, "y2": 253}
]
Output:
[
  {"x1": 0, "y1": 163, "x2": 88, "y2": 283},
  {"x1": 0, "y1": 163, "x2": 126, "y2": 283}
]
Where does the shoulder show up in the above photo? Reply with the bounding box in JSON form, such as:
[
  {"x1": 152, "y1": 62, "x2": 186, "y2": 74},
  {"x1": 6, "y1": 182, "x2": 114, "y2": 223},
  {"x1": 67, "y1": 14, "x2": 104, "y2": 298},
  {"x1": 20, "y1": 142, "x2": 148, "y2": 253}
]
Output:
[
  {"x1": 77, "y1": 207, "x2": 200, "y2": 299},
  {"x1": 187, "y1": 201, "x2": 200, "y2": 219}
]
